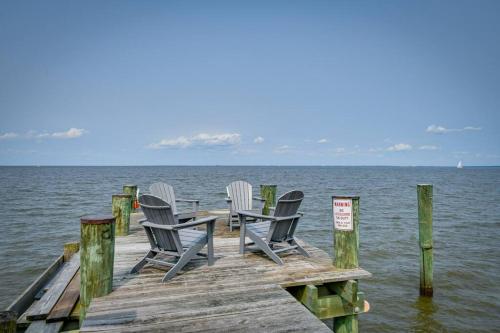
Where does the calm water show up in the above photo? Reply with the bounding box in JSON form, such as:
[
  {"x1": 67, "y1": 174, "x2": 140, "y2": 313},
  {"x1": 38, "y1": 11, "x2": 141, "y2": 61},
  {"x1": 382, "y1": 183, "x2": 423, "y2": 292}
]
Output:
[{"x1": 1, "y1": 166, "x2": 499, "y2": 332}]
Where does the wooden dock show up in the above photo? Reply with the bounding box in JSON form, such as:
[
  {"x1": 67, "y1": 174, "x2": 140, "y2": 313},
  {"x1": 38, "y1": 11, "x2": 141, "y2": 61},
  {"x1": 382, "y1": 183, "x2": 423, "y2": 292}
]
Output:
[{"x1": 80, "y1": 212, "x2": 371, "y2": 332}]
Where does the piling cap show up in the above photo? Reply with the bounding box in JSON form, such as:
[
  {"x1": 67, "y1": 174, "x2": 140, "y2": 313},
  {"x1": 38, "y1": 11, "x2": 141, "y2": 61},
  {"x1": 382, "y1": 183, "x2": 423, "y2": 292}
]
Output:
[
  {"x1": 112, "y1": 194, "x2": 132, "y2": 198},
  {"x1": 0, "y1": 310, "x2": 17, "y2": 321},
  {"x1": 81, "y1": 215, "x2": 116, "y2": 225},
  {"x1": 332, "y1": 195, "x2": 360, "y2": 200}
]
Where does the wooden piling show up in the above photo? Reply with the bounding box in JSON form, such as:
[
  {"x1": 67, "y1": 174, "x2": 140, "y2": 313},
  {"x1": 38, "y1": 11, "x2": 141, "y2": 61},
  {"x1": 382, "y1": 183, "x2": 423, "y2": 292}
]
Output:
[
  {"x1": 122, "y1": 184, "x2": 138, "y2": 212},
  {"x1": 333, "y1": 196, "x2": 360, "y2": 269},
  {"x1": 0, "y1": 311, "x2": 16, "y2": 333},
  {"x1": 417, "y1": 184, "x2": 433, "y2": 296},
  {"x1": 112, "y1": 194, "x2": 132, "y2": 236},
  {"x1": 260, "y1": 184, "x2": 277, "y2": 215},
  {"x1": 80, "y1": 216, "x2": 115, "y2": 324},
  {"x1": 332, "y1": 195, "x2": 360, "y2": 333},
  {"x1": 63, "y1": 241, "x2": 80, "y2": 262}
]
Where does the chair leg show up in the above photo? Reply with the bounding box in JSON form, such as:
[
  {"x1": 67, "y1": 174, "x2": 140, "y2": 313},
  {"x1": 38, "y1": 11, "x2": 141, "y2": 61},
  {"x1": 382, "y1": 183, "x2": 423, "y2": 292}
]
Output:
[
  {"x1": 130, "y1": 250, "x2": 156, "y2": 274},
  {"x1": 248, "y1": 232, "x2": 284, "y2": 265},
  {"x1": 207, "y1": 222, "x2": 214, "y2": 266},
  {"x1": 239, "y1": 217, "x2": 246, "y2": 254},
  {"x1": 162, "y1": 240, "x2": 207, "y2": 282},
  {"x1": 290, "y1": 239, "x2": 310, "y2": 257}
]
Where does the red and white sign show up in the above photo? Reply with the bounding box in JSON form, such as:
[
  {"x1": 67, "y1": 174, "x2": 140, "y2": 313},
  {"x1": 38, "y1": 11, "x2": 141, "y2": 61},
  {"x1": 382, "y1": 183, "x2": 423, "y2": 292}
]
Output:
[{"x1": 333, "y1": 198, "x2": 353, "y2": 231}]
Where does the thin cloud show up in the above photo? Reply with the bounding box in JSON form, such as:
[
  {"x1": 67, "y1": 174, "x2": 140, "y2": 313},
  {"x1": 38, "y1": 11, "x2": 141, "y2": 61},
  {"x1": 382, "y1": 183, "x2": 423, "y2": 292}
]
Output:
[
  {"x1": 273, "y1": 145, "x2": 292, "y2": 154},
  {"x1": 1, "y1": 128, "x2": 86, "y2": 140},
  {"x1": 253, "y1": 136, "x2": 264, "y2": 144},
  {"x1": 317, "y1": 138, "x2": 328, "y2": 144},
  {"x1": 426, "y1": 124, "x2": 482, "y2": 134},
  {"x1": 50, "y1": 128, "x2": 86, "y2": 139},
  {"x1": 387, "y1": 143, "x2": 412, "y2": 152},
  {"x1": 0, "y1": 132, "x2": 19, "y2": 140},
  {"x1": 419, "y1": 145, "x2": 439, "y2": 150},
  {"x1": 149, "y1": 133, "x2": 241, "y2": 149}
]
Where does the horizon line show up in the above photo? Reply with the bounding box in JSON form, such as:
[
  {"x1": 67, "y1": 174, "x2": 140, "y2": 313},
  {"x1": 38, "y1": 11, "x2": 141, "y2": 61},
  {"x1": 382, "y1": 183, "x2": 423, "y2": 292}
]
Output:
[{"x1": 0, "y1": 164, "x2": 499, "y2": 168}]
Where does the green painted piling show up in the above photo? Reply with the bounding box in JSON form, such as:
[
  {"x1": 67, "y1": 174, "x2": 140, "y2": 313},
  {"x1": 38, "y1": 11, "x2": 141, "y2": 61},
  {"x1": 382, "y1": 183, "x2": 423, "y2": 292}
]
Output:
[
  {"x1": 334, "y1": 315, "x2": 359, "y2": 333},
  {"x1": 63, "y1": 241, "x2": 80, "y2": 262},
  {"x1": 333, "y1": 196, "x2": 360, "y2": 269},
  {"x1": 332, "y1": 195, "x2": 360, "y2": 333},
  {"x1": 0, "y1": 311, "x2": 17, "y2": 333},
  {"x1": 112, "y1": 194, "x2": 132, "y2": 236},
  {"x1": 417, "y1": 184, "x2": 433, "y2": 296},
  {"x1": 80, "y1": 216, "x2": 115, "y2": 325},
  {"x1": 260, "y1": 184, "x2": 277, "y2": 215},
  {"x1": 122, "y1": 185, "x2": 138, "y2": 212}
]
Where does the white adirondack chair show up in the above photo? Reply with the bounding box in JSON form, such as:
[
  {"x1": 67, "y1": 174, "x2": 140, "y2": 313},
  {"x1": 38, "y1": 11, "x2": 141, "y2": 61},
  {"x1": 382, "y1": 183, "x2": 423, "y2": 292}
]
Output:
[
  {"x1": 226, "y1": 181, "x2": 266, "y2": 232},
  {"x1": 150, "y1": 182, "x2": 199, "y2": 223}
]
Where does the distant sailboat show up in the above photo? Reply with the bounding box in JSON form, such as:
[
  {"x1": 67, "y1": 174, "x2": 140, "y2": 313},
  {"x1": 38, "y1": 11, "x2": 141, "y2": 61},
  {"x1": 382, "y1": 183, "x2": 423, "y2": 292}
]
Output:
[{"x1": 457, "y1": 160, "x2": 463, "y2": 169}]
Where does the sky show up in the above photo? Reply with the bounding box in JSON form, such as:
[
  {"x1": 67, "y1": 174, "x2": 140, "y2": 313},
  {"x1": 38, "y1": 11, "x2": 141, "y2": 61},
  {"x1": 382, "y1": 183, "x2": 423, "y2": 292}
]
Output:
[{"x1": 1, "y1": 0, "x2": 499, "y2": 166}]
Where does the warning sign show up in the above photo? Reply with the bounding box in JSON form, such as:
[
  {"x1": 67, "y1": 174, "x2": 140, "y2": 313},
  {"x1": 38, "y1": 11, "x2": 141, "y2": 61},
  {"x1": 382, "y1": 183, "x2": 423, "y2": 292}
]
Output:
[{"x1": 333, "y1": 198, "x2": 353, "y2": 231}]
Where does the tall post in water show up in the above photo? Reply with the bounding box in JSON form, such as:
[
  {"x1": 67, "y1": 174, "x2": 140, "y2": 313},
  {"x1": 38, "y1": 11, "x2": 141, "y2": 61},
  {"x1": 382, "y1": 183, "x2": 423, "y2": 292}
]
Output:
[
  {"x1": 417, "y1": 184, "x2": 433, "y2": 296},
  {"x1": 112, "y1": 194, "x2": 132, "y2": 236},
  {"x1": 333, "y1": 195, "x2": 360, "y2": 333},
  {"x1": 80, "y1": 216, "x2": 115, "y2": 325},
  {"x1": 123, "y1": 185, "x2": 138, "y2": 212},
  {"x1": 260, "y1": 184, "x2": 277, "y2": 215}
]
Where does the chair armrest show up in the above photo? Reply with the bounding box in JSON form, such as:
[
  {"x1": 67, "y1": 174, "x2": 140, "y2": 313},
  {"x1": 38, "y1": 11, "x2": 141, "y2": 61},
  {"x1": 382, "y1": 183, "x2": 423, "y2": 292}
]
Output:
[
  {"x1": 138, "y1": 218, "x2": 147, "y2": 224},
  {"x1": 252, "y1": 196, "x2": 266, "y2": 202},
  {"x1": 176, "y1": 198, "x2": 200, "y2": 203},
  {"x1": 226, "y1": 197, "x2": 232, "y2": 203},
  {"x1": 142, "y1": 221, "x2": 175, "y2": 230},
  {"x1": 237, "y1": 210, "x2": 276, "y2": 221},
  {"x1": 274, "y1": 214, "x2": 302, "y2": 221},
  {"x1": 173, "y1": 216, "x2": 217, "y2": 229}
]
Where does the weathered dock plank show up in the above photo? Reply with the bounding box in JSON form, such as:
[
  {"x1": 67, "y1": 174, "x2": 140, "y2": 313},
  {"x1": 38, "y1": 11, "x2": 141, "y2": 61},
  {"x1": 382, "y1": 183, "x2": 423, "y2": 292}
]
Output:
[
  {"x1": 7, "y1": 255, "x2": 64, "y2": 316},
  {"x1": 25, "y1": 253, "x2": 80, "y2": 321},
  {"x1": 80, "y1": 213, "x2": 370, "y2": 333},
  {"x1": 24, "y1": 320, "x2": 64, "y2": 333},
  {"x1": 46, "y1": 272, "x2": 80, "y2": 322}
]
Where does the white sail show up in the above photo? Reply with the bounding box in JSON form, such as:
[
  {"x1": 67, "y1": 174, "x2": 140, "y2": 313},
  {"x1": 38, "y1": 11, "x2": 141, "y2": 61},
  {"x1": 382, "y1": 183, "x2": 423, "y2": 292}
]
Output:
[{"x1": 457, "y1": 160, "x2": 463, "y2": 168}]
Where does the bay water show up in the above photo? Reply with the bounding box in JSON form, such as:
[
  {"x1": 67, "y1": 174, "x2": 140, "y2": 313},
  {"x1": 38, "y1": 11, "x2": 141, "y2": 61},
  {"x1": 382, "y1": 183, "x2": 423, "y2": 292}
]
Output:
[{"x1": 0, "y1": 166, "x2": 499, "y2": 332}]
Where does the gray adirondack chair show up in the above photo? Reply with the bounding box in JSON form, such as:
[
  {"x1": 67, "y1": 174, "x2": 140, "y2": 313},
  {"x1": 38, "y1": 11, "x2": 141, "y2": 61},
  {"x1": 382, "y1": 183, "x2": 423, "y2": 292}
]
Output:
[
  {"x1": 150, "y1": 182, "x2": 199, "y2": 223},
  {"x1": 226, "y1": 180, "x2": 266, "y2": 232},
  {"x1": 238, "y1": 190, "x2": 309, "y2": 265},
  {"x1": 130, "y1": 194, "x2": 216, "y2": 282}
]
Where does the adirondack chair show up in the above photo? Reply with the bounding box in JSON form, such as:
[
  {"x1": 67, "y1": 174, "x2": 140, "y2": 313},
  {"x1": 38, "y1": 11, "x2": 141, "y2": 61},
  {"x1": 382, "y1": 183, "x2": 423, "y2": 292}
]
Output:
[
  {"x1": 237, "y1": 190, "x2": 309, "y2": 265},
  {"x1": 150, "y1": 182, "x2": 199, "y2": 223},
  {"x1": 131, "y1": 194, "x2": 216, "y2": 282},
  {"x1": 226, "y1": 180, "x2": 266, "y2": 232}
]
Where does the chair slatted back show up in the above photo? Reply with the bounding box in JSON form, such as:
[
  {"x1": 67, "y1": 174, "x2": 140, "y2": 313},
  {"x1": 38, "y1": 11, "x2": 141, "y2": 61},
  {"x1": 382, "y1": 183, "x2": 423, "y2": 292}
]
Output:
[
  {"x1": 139, "y1": 194, "x2": 182, "y2": 254},
  {"x1": 268, "y1": 190, "x2": 304, "y2": 242},
  {"x1": 226, "y1": 181, "x2": 253, "y2": 212},
  {"x1": 150, "y1": 182, "x2": 178, "y2": 214}
]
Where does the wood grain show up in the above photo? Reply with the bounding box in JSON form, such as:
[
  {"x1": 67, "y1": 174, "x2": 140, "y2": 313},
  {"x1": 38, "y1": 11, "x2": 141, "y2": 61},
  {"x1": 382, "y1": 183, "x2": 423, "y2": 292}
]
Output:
[
  {"x1": 25, "y1": 320, "x2": 63, "y2": 333},
  {"x1": 46, "y1": 272, "x2": 80, "y2": 322},
  {"x1": 25, "y1": 254, "x2": 79, "y2": 321}
]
